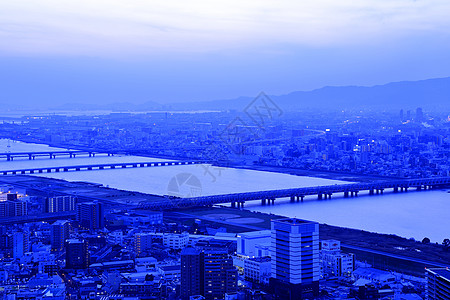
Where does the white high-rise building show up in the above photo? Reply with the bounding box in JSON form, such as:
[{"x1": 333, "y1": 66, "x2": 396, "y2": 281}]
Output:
[{"x1": 270, "y1": 218, "x2": 319, "y2": 300}]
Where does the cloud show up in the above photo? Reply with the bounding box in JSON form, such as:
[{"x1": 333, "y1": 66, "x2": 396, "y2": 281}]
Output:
[{"x1": 0, "y1": 0, "x2": 449, "y2": 57}]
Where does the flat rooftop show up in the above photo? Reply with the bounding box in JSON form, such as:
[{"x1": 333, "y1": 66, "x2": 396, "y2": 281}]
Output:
[
  {"x1": 428, "y1": 268, "x2": 450, "y2": 281},
  {"x1": 274, "y1": 218, "x2": 317, "y2": 225}
]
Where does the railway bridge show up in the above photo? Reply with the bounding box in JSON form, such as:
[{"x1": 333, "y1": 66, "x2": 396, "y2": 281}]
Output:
[
  {"x1": 138, "y1": 176, "x2": 450, "y2": 210},
  {"x1": 0, "y1": 160, "x2": 207, "y2": 175},
  {"x1": 0, "y1": 150, "x2": 109, "y2": 161}
]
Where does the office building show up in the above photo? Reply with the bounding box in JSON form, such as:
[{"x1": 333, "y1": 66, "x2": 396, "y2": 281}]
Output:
[
  {"x1": 51, "y1": 220, "x2": 70, "y2": 251},
  {"x1": 320, "y1": 240, "x2": 354, "y2": 277},
  {"x1": 426, "y1": 268, "x2": 450, "y2": 300},
  {"x1": 181, "y1": 246, "x2": 238, "y2": 300},
  {"x1": 77, "y1": 201, "x2": 104, "y2": 230},
  {"x1": 181, "y1": 247, "x2": 203, "y2": 300},
  {"x1": 45, "y1": 196, "x2": 77, "y2": 213},
  {"x1": 237, "y1": 230, "x2": 271, "y2": 258},
  {"x1": 270, "y1": 218, "x2": 320, "y2": 300},
  {"x1": 244, "y1": 256, "x2": 271, "y2": 285},
  {"x1": 65, "y1": 239, "x2": 89, "y2": 269},
  {"x1": 163, "y1": 232, "x2": 189, "y2": 249},
  {"x1": 203, "y1": 247, "x2": 237, "y2": 299}
]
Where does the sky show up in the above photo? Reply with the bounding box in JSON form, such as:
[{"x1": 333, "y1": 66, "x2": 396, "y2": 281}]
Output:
[{"x1": 1, "y1": 0, "x2": 450, "y2": 107}]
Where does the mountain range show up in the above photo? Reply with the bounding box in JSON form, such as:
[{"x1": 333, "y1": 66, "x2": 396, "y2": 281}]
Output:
[{"x1": 53, "y1": 77, "x2": 450, "y2": 112}]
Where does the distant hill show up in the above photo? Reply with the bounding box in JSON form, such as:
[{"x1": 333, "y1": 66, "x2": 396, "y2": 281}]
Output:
[
  {"x1": 167, "y1": 77, "x2": 450, "y2": 111},
  {"x1": 52, "y1": 77, "x2": 450, "y2": 112},
  {"x1": 271, "y1": 77, "x2": 450, "y2": 110}
]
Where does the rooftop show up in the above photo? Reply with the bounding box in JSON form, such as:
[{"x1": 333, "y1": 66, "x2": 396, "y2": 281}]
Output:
[
  {"x1": 427, "y1": 268, "x2": 450, "y2": 281},
  {"x1": 273, "y1": 218, "x2": 317, "y2": 225}
]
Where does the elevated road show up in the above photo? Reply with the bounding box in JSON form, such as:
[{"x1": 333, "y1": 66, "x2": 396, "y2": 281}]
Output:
[
  {"x1": 138, "y1": 176, "x2": 450, "y2": 210},
  {"x1": 0, "y1": 160, "x2": 207, "y2": 175}
]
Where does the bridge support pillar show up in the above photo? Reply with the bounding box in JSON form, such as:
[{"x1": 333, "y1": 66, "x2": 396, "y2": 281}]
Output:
[
  {"x1": 318, "y1": 194, "x2": 322, "y2": 200},
  {"x1": 290, "y1": 196, "x2": 295, "y2": 203},
  {"x1": 344, "y1": 191, "x2": 348, "y2": 198},
  {"x1": 261, "y1": 199, "x2": 266, "y2": 206},
  {"x1": 417, "y1": 186, "x2": 422, "y2": 191},
  {"x1": 271, "y1": 199, "x2": 275, "y2": 205},
  {"x1": 328, "y1": 193, "x2": 332, "y2": 199},
  {"x1": 354, "y1": 191, "x2": 359, "y2": 197},
  {"x1": 240, "y1": 202, "x2": 244, "y2": 209},
  {"x1": 231, "y1": 202, "x2": 236, "y2": 208},
  {"x1": 369, "y1": 189, "x2": 374, "y2": 195},
  {"x1": 404, "y1": 187, "x2": 408, "y2": 192},
  {"x1": 300, "y1": 196, "x2": 304, "y2": 202},
  {"x1": 393, "y1": 187, "x2": 398, "y2": 193},
  {"x1": 380, "y1": 189, "x2": 384, "y2": 194},
  {"x1": 28, "y1": 154, "x2": 32, "y2": 160}
]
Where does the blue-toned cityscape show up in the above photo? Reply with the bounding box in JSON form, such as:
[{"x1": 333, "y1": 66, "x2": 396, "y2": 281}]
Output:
[{"x1": 1, "y1": 1, "x2": 450, "y2": 299}]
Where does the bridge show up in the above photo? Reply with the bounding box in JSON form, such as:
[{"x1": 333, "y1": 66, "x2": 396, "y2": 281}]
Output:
[
  {"x1": 0, "y1": 160, "x2": 207, "y2": 175},
  {"x1": 138, "y1": 176, "x2": 450, "y2": 210},
  {"x1": 0, "y1": 150, "x2": 110, "y2": 161}
]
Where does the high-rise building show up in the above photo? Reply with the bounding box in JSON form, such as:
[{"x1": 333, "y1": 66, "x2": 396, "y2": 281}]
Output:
[
  {"x1": 65, "y1": 239, "x2": 89, "y2": 269},
  {"x1": 51, "y1": 220, "x2": 70, "y2": 251},
  {"x1": 45, "y1": 196, "x2": 77, "y2": 213},
  {"x1": 0, "y1": 199, "x2": 27, "y2": 217},
  {"x1": 12, "y1": 232, "x2": 24, "y2": 258},
  {"x1": 426, "y1": 268, "x2": 450, "y2": 300},
  {"x1": 180, "y1": 246, "x2": 237, "y2": 300},
  {"x1": 134, "y1": 233, "x2": 153, "y2": 257},
  {"x1": 77, "y1": 201, "x2": 104, "y2": 230},
  {"x1": 270, "y1": 218, "x2": 320, "y2": 300},
  {"x1": 416, "y1": 107, "x2": 424, "y2": 123},
  {"x1": 203, "y1": 247, "x2": 237, "y2": 299},
  {"x1": 181, "y1": 247, "x2": 203, "y2": 300}
]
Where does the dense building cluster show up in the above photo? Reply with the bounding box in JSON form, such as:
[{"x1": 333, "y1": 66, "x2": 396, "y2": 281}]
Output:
[
  {"x1": 0, "y1": 186, "x2": 438, "y2": 299},
  {"x1": 2, "y1": 109, "x2": 450, "y2": 178}
]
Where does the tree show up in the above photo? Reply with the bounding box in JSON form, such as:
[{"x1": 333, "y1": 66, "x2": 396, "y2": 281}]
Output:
[
  {"x1": 422, "y1": 237, "x2": 430, "y2": 244},
  {"x1": 443, "y1": 239, "x2": 450, "y2": 251}
]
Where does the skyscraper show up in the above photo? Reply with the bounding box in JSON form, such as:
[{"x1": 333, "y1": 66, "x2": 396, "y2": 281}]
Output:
[
  {"x1": 76, "y1": 201, "x2": 104, "y2": 231},
  {"x1": 270, "y1": 218, "x2": 320, "y2": 300},
  {"x1": 416, "y1": 107, "x2": 424, "y2": 123},
  {"x1": 51, "y1": 220, "x2": 70, "y2": 251},
  {"x1": 65, "y1": 239, "x2": 89, "y2": 269}
]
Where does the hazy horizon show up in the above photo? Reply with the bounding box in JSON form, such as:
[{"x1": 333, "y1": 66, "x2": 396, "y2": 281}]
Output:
[{"x1": 1, "y1": 1, "x2": 450, "y2": 107}]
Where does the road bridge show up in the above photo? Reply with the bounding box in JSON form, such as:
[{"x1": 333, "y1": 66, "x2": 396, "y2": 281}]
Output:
[
  {"x1": 138, "y1": 177, "x2": 450, "y2": 210},
  {"x1": 0, "y1": 160, "x2": 206, "y2": 175}
]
